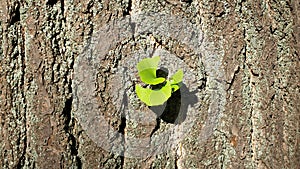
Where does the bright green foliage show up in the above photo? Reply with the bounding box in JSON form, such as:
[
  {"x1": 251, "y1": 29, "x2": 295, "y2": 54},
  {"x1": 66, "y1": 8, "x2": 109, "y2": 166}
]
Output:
[
  {"x1": 135, "y1": 56, "x2": 184, "y2": 106},
  {"x1": 171, "y1": 84, "x2": 180, "y2": 92},
  {"x1": 137, "y1": 56, "x2": 165, "y2": 85},
  {"x1": 170, "y1": 69, "x2": 183, "y2": 84},
  {"x1": 135, "y1": 81, "x2": 171, "y2": 106},
  {"x1": 170, "y1": 69, "x2": 183, "y2": 92}
]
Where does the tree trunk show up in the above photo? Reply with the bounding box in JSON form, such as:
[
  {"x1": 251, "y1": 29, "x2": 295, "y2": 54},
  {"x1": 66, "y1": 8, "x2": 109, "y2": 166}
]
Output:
[{"x1": 0, "y1": 0, "x2": 299, "y2": 168}]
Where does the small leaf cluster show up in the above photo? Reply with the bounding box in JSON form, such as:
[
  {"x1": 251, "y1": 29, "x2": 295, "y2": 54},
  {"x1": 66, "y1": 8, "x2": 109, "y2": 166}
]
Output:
[{"x1": 135, "y1": 56, "x2": 183, "y2": 106}]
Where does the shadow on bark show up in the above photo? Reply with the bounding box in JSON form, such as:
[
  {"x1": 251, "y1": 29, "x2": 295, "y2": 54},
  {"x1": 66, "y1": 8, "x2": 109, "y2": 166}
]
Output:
[{"x1": 150, "y1": 69, "x2": 198, "y2": 124}]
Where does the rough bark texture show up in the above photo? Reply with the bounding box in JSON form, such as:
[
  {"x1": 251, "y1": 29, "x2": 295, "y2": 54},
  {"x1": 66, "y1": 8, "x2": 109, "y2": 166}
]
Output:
[{"x1": 0, "y1": 0, "x2": 299, "y2": 169}]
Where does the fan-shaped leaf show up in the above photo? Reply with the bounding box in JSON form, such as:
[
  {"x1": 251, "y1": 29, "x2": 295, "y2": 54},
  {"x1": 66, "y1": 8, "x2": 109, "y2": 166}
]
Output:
[
  {"x1": 170, "y1": 69, "x2": 183, "y2": 85},
  {"x1": 135, "y1": 81, "x2": 172, "y2": 106},
  {"x1": 171, "y1": 84, "x2": 180, "y2": 92},
  {"x1": 137, "y1": 56, "x2": 165, "y2": 85}
]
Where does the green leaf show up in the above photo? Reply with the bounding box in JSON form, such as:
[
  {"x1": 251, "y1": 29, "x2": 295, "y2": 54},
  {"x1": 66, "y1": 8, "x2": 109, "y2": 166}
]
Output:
[
  {"x1": 170, "y1": 69, "x2": 183, "y2": 85},
  {"x1": 171, "y1": 84, "x2": 180, "y2": 92},
  {"x1": 135, "y1": 84, "x2": 152, "y2": 105},
  {"x1": 137, "y1": 56, "x2": 165, "y2": 85},
  {"x1": 135, "y1": 81, "x2": 172, "y2": 106}
]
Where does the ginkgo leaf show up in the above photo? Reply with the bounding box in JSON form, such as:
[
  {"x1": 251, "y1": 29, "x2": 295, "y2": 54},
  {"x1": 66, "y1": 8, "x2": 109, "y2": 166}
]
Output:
[
  {"x1": 171, "y1": 84, "x2": 180, "y2": 92},
  {"x1": 170, "y1": 69, "x2": 183, "y2": 85},
  {"x1": 135, "y1": 81, "x2": 172, "y2": 106},
  {"x1": 135, "y1": 56, "x2": 184, "y2": 106},
  {"x1": 135, "y1": 84, "x2": 152, "y2": 104},
  {"x1": 137, "y1": 56, "x2": 165, "y2": 85}
]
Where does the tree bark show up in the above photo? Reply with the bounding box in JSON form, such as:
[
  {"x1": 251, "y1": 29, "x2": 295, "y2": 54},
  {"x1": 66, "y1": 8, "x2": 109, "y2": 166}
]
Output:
[{"x1": 0, "y1": 0, "x2": 299, "y2": 168}]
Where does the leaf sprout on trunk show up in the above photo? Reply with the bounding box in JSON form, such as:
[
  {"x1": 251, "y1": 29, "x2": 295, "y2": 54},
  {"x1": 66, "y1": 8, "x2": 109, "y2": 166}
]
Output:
[{"x1": 135, "y1": 56, "x2": 183, "y2": 106}]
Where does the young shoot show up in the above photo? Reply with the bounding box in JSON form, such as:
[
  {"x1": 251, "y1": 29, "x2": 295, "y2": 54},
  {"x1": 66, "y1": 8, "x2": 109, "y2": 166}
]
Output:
[{"x1": 135, "y1": 56, "x2": 183, "y2": 106}]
